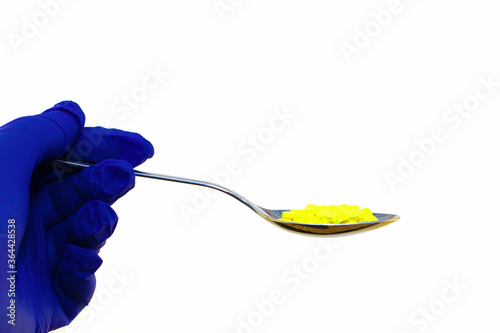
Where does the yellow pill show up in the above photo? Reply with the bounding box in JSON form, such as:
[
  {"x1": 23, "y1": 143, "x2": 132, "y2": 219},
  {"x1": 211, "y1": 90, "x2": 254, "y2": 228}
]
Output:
[
  {"x1": 301, "y1": 213, "x2": 310, "y2": 220},
  {"x1": 282, "y1": 211, "x2": 296, "y2": 219},
  {"x1": 320, "y1": 210, "x2": 337, "y2": 220},
  {"x1": 336, "y1": 207, "x2": 348, "y2": 215},
  {"x1": 328, "y1": 217, "x2": 342, "y2": 224},
  {"x1": 339, "y1": 204, "x2": 349, "y2": 209},
  {"x1": 306, "y1": 204, "x2": 319, "y2": 210},
  {"x1": 360, "y1": 208, "x2": 372, "y2": 215},
  {"x1": 346, "y1": 208, "x2": 361, "y2": 221},
  {"x1": 303, "y1": 208, "x2": 315, "y2": 214},
  {"x1": 317, "y1": 206, "x2": 330, "y2": 216},
  {"x1": 291, "y1": 209, "x2": 303, "y2": 213},
  {"x1": 322, "y1": 211, "x2": 342, "y2": 224},
  {"x1": 362, "y1": 214, "x2": 377, "y2": 222},
  {"x1": 329, "y1": 205, "x2": 339, "y2": 211},
  {"x1": 349, "y1": 205, "x2": 360, "y2": 211},
  {"x1": 311, "y1": 217, "x2": 325, "y2": 224},
  {"x1": 306, "y1": 214, "x2": 322, "y2": 224},
  {"x1": 338, "y1": 214, "x2": 348, "y2": 222}
]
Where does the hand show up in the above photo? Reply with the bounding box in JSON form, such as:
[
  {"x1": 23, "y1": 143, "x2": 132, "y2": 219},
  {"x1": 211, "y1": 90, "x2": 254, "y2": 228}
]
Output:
[{"x1": 0, "y1": 101, "x2": 154, "y2": 332}]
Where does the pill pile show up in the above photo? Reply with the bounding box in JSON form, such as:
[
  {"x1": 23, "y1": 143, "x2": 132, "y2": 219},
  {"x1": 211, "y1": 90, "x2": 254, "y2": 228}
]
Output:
[{"x1": 278, "y1": 204, "x2": 377, "y2": 224}]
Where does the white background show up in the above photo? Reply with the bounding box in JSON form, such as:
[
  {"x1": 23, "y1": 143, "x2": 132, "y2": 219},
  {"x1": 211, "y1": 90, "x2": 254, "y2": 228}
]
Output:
[{"x1": 1, "y1": 0, "x2": 499, "y2": 332}]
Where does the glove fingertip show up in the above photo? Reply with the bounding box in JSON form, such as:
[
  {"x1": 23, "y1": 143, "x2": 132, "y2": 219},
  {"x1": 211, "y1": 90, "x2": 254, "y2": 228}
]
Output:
[
  {"x1": 45, "y1": 101, "x2": 86, "y2": 136},
  {"x1": 144, "y1": 136, "x2": 155, "y2": 159},
  {"x1": 79, "y1": 159, "x2": 136, "y2": 204},
  {"x1": 132, "y1": 135, "x2": 155, "y2": 166},
  {"x1": 54, "y1": 245, "x2": 101, "y2": 320},
  {"x1": 63, "y1": 245, "x2": 103, "y2": 277},
  {"x1": 71, "y1": 200, "x2": 119, "y2": 245}
]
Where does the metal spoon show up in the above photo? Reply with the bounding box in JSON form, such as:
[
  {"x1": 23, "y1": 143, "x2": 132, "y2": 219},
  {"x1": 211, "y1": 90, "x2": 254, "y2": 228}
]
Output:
[{"x1": 56, "y1": 160, "x2": 400, "y2": 237}]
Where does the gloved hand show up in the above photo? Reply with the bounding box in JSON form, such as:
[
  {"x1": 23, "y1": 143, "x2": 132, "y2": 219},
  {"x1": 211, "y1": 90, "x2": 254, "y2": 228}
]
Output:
[{"x1": 0, "y1": 101, "x2": 154, "y2": 333}]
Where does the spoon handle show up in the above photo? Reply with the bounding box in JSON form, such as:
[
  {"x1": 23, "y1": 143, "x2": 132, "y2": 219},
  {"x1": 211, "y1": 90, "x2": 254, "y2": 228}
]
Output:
[{"x1": 55, "y1": 159, "x2": 268, "y2": 218}]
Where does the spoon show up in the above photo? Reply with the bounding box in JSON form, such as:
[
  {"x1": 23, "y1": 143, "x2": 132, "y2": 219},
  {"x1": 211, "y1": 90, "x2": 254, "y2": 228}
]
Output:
[{"x1": 56, "y1": 160, "x2": 400, "y2": 237}]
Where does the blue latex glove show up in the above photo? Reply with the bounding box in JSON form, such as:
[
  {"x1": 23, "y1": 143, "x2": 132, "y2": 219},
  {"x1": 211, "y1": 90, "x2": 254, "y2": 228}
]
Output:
[{"x1": 0, "y1": 101, "x2": 154, "y2": 333}]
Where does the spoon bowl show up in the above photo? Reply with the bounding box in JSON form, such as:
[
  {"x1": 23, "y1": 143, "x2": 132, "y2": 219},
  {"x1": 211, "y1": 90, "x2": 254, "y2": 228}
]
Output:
[{"x1": 263, "y1": 209, "x2": 400, "y2": 236}]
